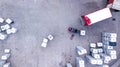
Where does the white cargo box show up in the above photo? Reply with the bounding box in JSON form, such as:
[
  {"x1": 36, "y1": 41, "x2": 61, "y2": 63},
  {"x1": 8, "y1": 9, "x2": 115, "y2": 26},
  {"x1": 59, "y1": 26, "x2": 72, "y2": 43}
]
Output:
[
  {"x1": 104, "y1": 45, "x2": 113, "y2": 50},
  {"x1": 107, "y1": 49, "x2": 116, "y2": 55},
  {"x1": 76, "y1": 57, "x2": 85, "y2": 67},
  {"x1": 92, "y1": 53, "x2": 100, "y2": 59},
  {"x1": 96, "y1": 59, "x2": 103, "y2": 65},
  {"x1": 66, "y1": 63, "x2": 72, "y2": 67},
  {"x1": 6, "y1": 29, "x2": 11, "y2": 35},
  {"x1": 1, "y1": 54, "x2": 11, "y2": 60},
  {"x1": 4, "y1": 49, "x2": 11, "y2": 53},
  {"x1": 0, "y1": 33, "x2": 7, "y2": 40},
  {"x1": 90, "y1": 43, "x2": 96, "y2": 48},
  {"x1": 86, "y1": 55, "x2": 97, "y2": 65},
  {"x1": 97, "y1": 42, "x2": 103, "y2": 47},
  {"x1": 108, "y1": 33, "x2": 117, "y2": 38},
  {"x1": 108, "y1": 37, "x2": 117, "y2": 42},
  {"x1": 80, "y1": 30, "x2": 86, "y2": 36},
  {"x1": 47, "y1": 34, "x2": 53, "y2": 40},
  {"x1": 90, "y1": 48, "x2": 98, "y2": 53},
  {"x1": 0, "y1": 18, "x2": 4, "y2": 23},
  {"x1": 76, "y1": 46, "x2": 87, "y2": 55},
  {"x1": 4, "y1": 24, "x2": 10, "y2": 30},
  {"x1": 5, "y1": 18, "x2": 13, "y2": 24},
  {"x1": 1, "y1": 26, "x2": 6, "y2": 31},
  {"x1": 11, "y1": 27, "x2": 17, "y2": 34},
  {"x1": 3, "y1": 62, "x2": 10, "y2": 67}
]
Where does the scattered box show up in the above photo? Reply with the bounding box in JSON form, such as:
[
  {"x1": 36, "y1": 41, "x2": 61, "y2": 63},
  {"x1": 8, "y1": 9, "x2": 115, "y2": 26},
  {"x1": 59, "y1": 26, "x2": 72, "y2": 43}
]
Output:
[
  {"x1": 5, "y1": 18, "x2": 13, "y2": 24},
  {"x1": 0, "y1": 18, "x2": 4, "y2": 23},
  {"x1": 47, "y1": 35, "x2": 53, "y2": 40},
  {"x1": 80, "y1": 30, "x2": 86, "y2": 36},
  {"x1": 0, "y1": 33, "x2": 7, "y2": 40}
]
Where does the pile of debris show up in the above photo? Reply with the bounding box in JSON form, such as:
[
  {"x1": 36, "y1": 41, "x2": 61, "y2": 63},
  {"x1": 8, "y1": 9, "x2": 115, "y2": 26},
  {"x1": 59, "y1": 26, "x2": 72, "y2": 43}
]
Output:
[
  {"x1": 0, "y1": 49, "x2": 11, "y2": 67},
  {"x1": 0, "y1": 18, "x2": 17, "y2": 40}
]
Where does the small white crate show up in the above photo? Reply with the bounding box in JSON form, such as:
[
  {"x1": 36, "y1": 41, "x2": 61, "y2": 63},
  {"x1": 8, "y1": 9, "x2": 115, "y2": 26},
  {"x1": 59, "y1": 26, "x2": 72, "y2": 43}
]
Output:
[
  {"x1": 6, "y1": 29, "x2": 12, "y2": 35},
  {"x1": 0, "y1": 18, "x2": 4, "y2": 23},
  {"x1": 5, "y1": 18, "x2": 13, "y2": 24},
  {"x1": 92, "y1": 53, "x2": 100, "y2": 59},
  {"x1": 108, "y1": 37, "x2": 117, "y2": 42},
  {"x1": 90, "y1": 48, "x2": 98, "y2": 54},
  {"x1": 97, "y1": 42, "x2": 103, "y2": 47},
  {"x1": 1, "y1": 26, "x2": 6, "y2": 31},
  {"x1": 80, "y1": 30, "x2": 86, "y2": 36},
  {"x1": 104, "y1": 45, "x2": 113, "y2": 50},
  {"x1": 0, "y1": 33, "x2": 7, "y2": 40},
  {"x1": 4, "y1": 24, "x2": 10, "y2": 30},
  {"x1": 107, "y1": 50, "x2": 116, "y2": 55},
  {"x1": 90, "y1": 43, "x2": 96, "y2": 48},
  {"x1": 108, "y1": 33, "x2": 117, "y2": 38},
  {"x1": 47, "y1": 34, "x2": 53, "y2": 40}
]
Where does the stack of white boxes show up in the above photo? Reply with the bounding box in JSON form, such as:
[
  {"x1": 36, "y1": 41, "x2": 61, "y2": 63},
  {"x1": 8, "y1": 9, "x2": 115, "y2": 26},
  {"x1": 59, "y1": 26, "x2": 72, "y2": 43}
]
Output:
[
  {"x1": 41, "y1": 34, "x2": 54, "y2": 48},
  {"x1": 0, "y1": 18, "x2": 17, "y2": 40},
  {"x1": 87, "y1": 43, "x2": 103, "y2": 65},
  {"x1": 0, "y1": 49, "x2": 11, "y2": 67},
  {"x1": 102, "y1": 32, "x2": 117, "y2": 60},
  {"x1": 76, "y1": 57, "x2": 85, "y2": 67}
]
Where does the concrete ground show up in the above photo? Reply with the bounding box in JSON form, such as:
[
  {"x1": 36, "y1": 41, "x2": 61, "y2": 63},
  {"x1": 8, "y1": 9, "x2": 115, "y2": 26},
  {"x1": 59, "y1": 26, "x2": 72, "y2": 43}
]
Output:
[{"x1": 0, "y1": 0, "x2": 119, "y2": 67}]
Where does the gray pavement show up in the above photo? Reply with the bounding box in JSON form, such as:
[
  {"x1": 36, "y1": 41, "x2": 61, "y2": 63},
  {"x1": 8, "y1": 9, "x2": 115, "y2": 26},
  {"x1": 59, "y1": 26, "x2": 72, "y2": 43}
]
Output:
[{"x1": 0, "y1": 0, "x2": 119, "y2": 67}]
